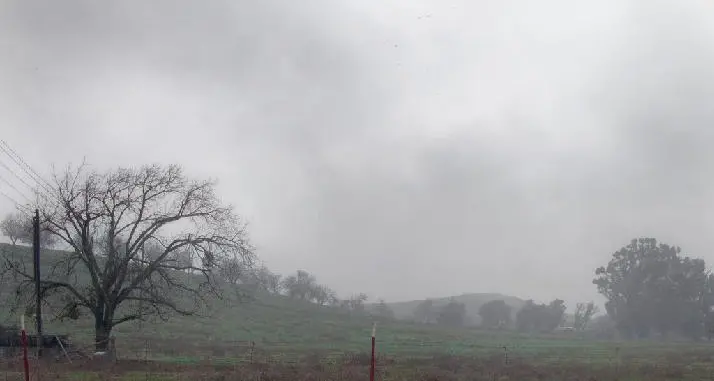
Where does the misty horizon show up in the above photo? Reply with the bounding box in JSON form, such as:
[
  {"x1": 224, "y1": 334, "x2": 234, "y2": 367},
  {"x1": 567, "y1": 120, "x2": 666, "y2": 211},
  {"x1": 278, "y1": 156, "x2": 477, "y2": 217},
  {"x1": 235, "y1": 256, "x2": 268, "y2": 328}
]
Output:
[{"x1": 3, "y1": 0, "x2": 714, "y2": 311}]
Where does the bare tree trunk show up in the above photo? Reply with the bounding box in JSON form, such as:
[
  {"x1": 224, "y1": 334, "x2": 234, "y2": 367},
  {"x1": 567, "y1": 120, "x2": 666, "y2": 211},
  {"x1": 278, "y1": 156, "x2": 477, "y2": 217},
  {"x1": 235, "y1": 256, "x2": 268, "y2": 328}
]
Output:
[{"x1": 94, "y1": 315, "x2": 112, "y2": 352}]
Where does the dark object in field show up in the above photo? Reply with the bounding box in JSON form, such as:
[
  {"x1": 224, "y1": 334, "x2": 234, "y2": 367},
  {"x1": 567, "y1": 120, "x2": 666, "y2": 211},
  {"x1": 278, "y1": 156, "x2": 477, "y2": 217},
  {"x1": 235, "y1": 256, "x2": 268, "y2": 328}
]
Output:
[{"x1": 0, "y1": 325, "x2": 70, "y2": 349}]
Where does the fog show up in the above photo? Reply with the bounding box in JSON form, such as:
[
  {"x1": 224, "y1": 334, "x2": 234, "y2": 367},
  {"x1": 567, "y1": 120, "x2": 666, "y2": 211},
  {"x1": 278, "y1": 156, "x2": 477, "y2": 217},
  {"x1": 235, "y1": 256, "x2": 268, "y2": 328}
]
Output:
[{"x1": 2, "y1": 0, "x2": 714, "y2": 308}]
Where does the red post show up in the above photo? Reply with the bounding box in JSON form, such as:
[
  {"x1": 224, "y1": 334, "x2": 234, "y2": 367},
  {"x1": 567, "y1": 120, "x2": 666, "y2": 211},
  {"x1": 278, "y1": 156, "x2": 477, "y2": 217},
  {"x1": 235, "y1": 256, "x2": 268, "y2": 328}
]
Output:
[
  {"x1": 370, "y1": 323, "x2": 376, "y2": 381},
  {"x1": 21, "y1": 316, "x2": 29, "y2": 381}
]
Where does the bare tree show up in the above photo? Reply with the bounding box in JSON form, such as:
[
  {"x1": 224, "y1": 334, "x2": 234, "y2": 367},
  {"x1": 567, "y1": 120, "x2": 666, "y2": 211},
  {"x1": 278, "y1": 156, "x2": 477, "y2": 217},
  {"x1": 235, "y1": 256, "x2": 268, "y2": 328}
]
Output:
[
  {"x1": 218, "y1": 255, "x2": 249, "y2": 285},
  {"x1": 309, "y1": 284, "x2": 333, "y2": 306},
  {"x1": 1, "y1": 212, "x2": 56, "y2": 248},
  {"x1": 2, "y1": 164, "x2": 253, "y2": 350},
  {"x1": 326, "y1": 289, "x2": 339, "y2": 307},
  {"x1": 0, "y1": 213, "x2": 25, "y2": 245},
  {"x1": 341, "y1": 293, "x2": 368, "y2": 314},
  {"x1": 573, "y1": 302, "x2": 599, "y2": 331},
  {"x1": 282, "y1": 270, "x2": 317, "y2": 300},
  {"x1": 253, "y1": 266, "x2": 282, "y2": 294}
]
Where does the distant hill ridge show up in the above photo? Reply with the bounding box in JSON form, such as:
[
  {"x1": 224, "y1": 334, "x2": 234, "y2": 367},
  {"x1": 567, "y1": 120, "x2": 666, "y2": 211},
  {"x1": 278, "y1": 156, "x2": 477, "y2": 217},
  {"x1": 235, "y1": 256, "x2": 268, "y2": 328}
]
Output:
[{"x1": 377, "y1": 293, "x2": 526, "y2": 325}]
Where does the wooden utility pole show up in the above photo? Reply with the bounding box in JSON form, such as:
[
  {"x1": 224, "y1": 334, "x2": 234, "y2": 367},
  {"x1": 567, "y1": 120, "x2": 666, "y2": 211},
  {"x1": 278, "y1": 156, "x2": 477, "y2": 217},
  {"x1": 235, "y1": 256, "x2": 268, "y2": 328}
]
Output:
[
  {"x1": 32, "y1": 209, "x2": 43, "y2": 357},
  {"x1": 370, "y1": 322, "x2": 377, "y2": 381}
]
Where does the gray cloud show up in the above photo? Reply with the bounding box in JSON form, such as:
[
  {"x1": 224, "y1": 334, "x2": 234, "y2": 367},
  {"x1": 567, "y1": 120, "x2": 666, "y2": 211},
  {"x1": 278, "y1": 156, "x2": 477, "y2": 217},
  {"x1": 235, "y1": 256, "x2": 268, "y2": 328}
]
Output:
[{"x1": 2, "y1": 0, "x2": 714, "y2": 308}]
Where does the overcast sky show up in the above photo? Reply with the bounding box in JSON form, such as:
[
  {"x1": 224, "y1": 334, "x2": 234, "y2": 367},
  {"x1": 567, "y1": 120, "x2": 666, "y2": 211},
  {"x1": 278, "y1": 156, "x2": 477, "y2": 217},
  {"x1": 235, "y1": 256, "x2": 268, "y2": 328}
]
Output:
[{"x1": 2, "y1": 0, "x2": 714, "y2": 308}]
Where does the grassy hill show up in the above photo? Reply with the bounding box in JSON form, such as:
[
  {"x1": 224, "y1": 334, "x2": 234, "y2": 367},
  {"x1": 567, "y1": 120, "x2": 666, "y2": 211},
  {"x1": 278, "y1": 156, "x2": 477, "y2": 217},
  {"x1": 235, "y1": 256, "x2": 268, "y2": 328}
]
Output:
[
  {"x1": 1, "y1": 243, "x2": 525, "y2": 359},
  {"x1": 383, "y1": 293, "x2": 526, "y2": 325},
  {"x1": 3, "y1": 243, "x2": 714, "y2": 373}
]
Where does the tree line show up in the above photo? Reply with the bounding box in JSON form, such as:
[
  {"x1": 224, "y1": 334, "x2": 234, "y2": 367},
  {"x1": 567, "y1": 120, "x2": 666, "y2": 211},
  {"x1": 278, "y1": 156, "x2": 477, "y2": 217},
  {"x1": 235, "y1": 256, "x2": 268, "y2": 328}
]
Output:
[
  {"x1": 2, "y1": 162, "x2": 713, "y2": 347},
  {"x1": 269, "y1": 236, "x2": 714, "y2": 342},
  {"x1": 409, "y1": 297, "x2": 591, "y2": 333},
  {"x1": 219, "y1": 264, "x2": 378, "y2": 317}
]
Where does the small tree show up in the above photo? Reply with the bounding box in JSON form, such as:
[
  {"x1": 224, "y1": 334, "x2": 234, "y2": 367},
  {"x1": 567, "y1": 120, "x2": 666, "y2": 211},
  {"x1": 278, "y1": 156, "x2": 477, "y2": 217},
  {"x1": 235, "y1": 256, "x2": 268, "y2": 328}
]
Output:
[
  {"x1": 218, "y1": 255, "x2": 248, "y2": 285},
  {"x1": 1, "y1": 212, "x2": 56, "y2": 248},
  {"x1": 309, "y1": 284, "x2": 333, "y2": 306},
  {"x1": 573, "y1": 302, "x2": 599, "y2": 331},
  {"x1": 326, "y1": 290, "x2": 340, "y2": 307},
  {"x1": 0, "y1": 213, "x2": 25, "y2": 245},
  {"x1": 337, "y1": 293, "x2": 368, "y2": 314},
  {"x1": 282, "y1": 270, "x2": 318, "y2": 300},
  {"x1": 254, "y1": 266, "x2": 282, "y2": 294},
  {"x1": 2, "y1": 163, "x2": 253, "y2": 351}
]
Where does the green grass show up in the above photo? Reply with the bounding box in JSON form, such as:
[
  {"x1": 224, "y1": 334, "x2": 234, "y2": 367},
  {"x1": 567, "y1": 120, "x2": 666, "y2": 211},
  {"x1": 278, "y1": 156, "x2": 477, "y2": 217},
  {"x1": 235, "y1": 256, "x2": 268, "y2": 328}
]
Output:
[
  {"x1": 3, "y1": 242, "x2": 714, "y2": 380},
  {"x1": 35, "y1": 291, "x2": 711, "y2": 370}
]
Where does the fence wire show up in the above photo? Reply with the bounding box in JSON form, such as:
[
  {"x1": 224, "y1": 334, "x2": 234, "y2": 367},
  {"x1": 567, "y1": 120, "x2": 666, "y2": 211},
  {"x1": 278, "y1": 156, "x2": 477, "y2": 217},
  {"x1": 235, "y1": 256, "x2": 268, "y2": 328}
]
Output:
[{"x1": 2, "y1": 336, "x2": 714, "y2": 380}]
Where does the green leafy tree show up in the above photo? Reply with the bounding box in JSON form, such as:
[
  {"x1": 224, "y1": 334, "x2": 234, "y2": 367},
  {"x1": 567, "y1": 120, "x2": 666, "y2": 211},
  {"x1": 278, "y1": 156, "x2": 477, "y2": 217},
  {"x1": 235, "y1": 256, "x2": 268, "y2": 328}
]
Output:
[
  {"x1": 594, "y1": 238, "x2": 710, "y2": 340},
  {"x1": 702, "y1": 274, "x2": 714, "y2": 341},
  {"x1": 437, "y1": 299, "x2": 467, "y2": 327},
  {"x1": 478, "y1": 299, "x2": 512, "y2": 329},
  {"x1": 516, "y1": 299, "x2": 566, "y2": 333},
  {"x1": 413, "y1": 299, "x2": 436, "y2": 324}
]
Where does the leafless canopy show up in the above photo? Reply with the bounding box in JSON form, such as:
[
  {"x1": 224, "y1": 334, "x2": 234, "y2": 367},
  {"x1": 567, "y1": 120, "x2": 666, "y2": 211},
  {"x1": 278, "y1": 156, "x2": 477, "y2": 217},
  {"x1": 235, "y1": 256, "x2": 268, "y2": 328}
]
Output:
[
  {"x1": 2, "y1": 163, "x2": 253, "y2": 348},
  {"x1": 0, "y1": 212, "x2": 25, "y2": 245},
  {"x1": 0, "y1": 212, "x2": 56, "y2": 247}
]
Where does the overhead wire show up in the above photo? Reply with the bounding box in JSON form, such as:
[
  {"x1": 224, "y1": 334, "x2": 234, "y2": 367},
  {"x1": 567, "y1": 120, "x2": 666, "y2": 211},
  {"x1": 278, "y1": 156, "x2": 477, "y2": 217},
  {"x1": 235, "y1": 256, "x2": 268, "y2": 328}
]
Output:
[
  {"x1": 0, "y1": 150, "x2": 37, "y2": 216},
  {"x1": 0, "y1": 188, "x2": 33, "y2": 216},
  {"x1": 0, "y1": 140, "x2": 55, "y2": 195},
  {"x1": 0, "y1": 157, "x2": 39, "y2": 196},
  {"x1": 0, "y1": 140, "x2": 62, "y2": 211},
  {"x1": 0, "y1": 156, "x2": 55, "y2": 210},
  {"x1": 0, "y1": 172, "x2": 34, "y2": 204}
]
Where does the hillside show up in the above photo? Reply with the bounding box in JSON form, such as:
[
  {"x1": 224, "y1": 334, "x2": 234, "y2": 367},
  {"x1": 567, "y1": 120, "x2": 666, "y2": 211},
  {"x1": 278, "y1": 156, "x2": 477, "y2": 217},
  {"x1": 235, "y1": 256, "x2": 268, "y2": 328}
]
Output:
[
  {"x1": 0, "y1": 243, "x2": 504, "y2": 358},
  {"x1": 0, "y1": 243, "x2": 546, "y2": 362},
  {"x1": 384, "y1": 293, "x2": 527, "y2": 325},
  {"x1": 0, "y1": 243, "x2": 655, "y2": 369}
]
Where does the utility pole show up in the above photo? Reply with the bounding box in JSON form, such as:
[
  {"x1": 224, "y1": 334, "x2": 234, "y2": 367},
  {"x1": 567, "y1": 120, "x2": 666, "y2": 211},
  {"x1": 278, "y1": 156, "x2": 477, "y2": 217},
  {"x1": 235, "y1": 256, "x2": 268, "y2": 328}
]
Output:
[{"x1": 32, "y1": 209, "x2": 43, "y2": 357}]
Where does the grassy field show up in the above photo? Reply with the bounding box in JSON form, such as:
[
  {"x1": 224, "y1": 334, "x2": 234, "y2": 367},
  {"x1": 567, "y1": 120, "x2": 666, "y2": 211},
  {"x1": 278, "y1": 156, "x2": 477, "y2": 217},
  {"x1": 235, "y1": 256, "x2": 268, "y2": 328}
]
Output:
[
  {"x1": 3, "y1": 243, "x2": 714, "y2": 379},
  {"x1": 3, "y1": 290, "x2": 714, "y2": 380}
]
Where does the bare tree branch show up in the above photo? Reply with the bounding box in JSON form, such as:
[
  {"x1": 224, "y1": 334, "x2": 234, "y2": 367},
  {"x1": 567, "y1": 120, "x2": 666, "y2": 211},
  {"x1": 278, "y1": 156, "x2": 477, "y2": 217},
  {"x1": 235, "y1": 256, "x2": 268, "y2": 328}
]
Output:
[{"x1": 3, "y1": 163, "x2": 254, "y2": 350}]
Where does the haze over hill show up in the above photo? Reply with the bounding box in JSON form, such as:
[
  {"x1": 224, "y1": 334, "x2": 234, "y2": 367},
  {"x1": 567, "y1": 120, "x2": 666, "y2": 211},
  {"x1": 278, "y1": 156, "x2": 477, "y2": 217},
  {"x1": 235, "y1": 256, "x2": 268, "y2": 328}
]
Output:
[
  {"x1": 382, "y1": 293, "x2": 526, "y2": 325},
  {"x1": 6, "y1": 3, "x2": 714, "y2": 380},
  {"x1": 3, "y1": 0, "x2": 714, "y2": 314}
]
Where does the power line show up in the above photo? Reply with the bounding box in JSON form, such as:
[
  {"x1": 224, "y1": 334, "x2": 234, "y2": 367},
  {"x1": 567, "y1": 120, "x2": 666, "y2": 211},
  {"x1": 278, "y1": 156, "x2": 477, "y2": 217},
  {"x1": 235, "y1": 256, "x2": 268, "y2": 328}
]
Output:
[
  {"x1": 0, "y1": 157, "x2": 58, "y2": 210},
  {"x1": 0, "y1": 141, "x2": 61, "y2": 210},
  {"x1": 0, "y1": 140, "x2": 55, "y2": 196},
  {"x1": 0, "y1": 173, "x2": 33, "y2": 204},
  {"x1": 0, "y1": 157, "x2": 39, "y2": 197},
  {"x1": 0, "y1": 188, "x2": 32, "y2": 216}
]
